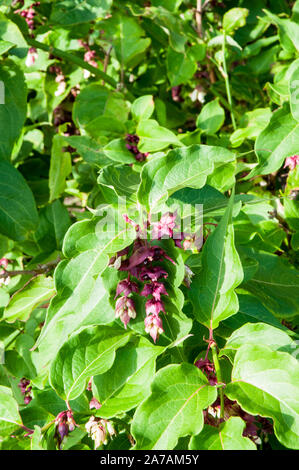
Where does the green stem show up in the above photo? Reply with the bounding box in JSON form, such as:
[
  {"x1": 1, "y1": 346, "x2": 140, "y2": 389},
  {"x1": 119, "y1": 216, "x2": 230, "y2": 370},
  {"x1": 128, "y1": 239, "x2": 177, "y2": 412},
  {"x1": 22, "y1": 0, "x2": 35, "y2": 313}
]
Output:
[
  {"x1": 221, "y1": 32, "x2": 236, "y2": 130},
  {"x1": 211, "y1": 343, "x2": 225, "y2": 420},
  {"x1": 26, "y1": 38, "x2": 117, "y2": 88}
]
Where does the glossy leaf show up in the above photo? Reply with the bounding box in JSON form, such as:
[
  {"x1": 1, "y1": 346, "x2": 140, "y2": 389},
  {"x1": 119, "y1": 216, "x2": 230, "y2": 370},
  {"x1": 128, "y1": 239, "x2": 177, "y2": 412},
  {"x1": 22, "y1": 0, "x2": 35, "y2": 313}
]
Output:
[
  {"x1": 131, "y1": 363, "x2": 217, "y2": 450},
  {"x1": 50, "y1": 326, "x2": 131, "y2": 401},
  {"x1": 226, "y1": 344, "x2": 299, "y2": 449},
  {"x1": 0, "y1": 160, "x2": 38, "y2": 241},
  {"x1": 189, "y1": 417, "x2": 256, "y2": 450},
  {"x1": 190, "y1": 189, "x2": 243, "y2": 329}
]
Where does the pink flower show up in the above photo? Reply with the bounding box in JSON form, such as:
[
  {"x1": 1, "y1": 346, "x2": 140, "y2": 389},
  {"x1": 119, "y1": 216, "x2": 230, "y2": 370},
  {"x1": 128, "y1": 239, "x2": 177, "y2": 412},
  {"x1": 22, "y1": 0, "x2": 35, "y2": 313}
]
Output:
[
  {"x1": 139, "y1": 265, "x2": 168, "y2": 282},
  {"x1": 145, "y1": 298, "x2": 165, "y2": 316},
  {"x1": 25, "y1": 47, "x2": 38, "y2": 67},
  {"x1": 152, "y1": 212, "x2": 177, "y2": 239},
  {"x1": 0, "y1": 258, "x2": 9, "y2": 269},
  {"x1": 144, "y1": 314, "x2": 164, "y2": 343},
  {"x1": 115, "y1": 296, "x2": 136, "y2": 328},
  {"x1": 284, "y1": 154, "x2": 299, "y2": 171},
  {"x1": 55, "y1": 410, "x2": 76, "y2": 442},
  {"x1": 115, "y1": 279, "x2": 139, "y2": 299},
  {"x1": 195, "y1": 358, "x2": 217, "y2": 386},
  {"x1": 141, "y1": 281, "x2": 168, "y2": 300},
  {"x1": 89, "y1": 397, "x2": 102, "y2": 410}
]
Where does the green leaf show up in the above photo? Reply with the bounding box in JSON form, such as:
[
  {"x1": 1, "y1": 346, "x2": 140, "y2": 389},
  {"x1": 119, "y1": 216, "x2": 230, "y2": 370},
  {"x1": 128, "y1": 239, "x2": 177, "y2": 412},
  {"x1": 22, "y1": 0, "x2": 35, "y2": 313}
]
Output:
[
  {"x1": 223, "y1": 8, "x2": 249, "y2": 33},
  {"x1": 50, "y1": 326, "x2": 131, "y2": 401},
  {"x1": 3, "y1": 276, "x2": 55, "y2": 323},
  {"x1": 289, "y1": 60, "x2": 299, "y2": 121},
  {"x1": 190, "y1": 189, "x2": 243, "y2": 329},
  {"x1": 196, "y1": 99, "x2": 225, "y2": 135},
  {"x1": 131, "y1": 95, "x2": 155, "y2": 122},
  {"x1": 0, "y1": 60, "x2": 27, "y2": 161},
  {"x1": 73, "y1": 85, "x2": 128, "y2": 139},
  {"x1": 137, "y1": 145, "x2": 235, "y2": 211},
  {"x1": 50, "y1": 0, "x2": 112, "y2": 25},
  {"x1": 103, "y1": 138, "x2": 136, "y2": 164},
  {"x1": 189, "y1": 417, "x2": 256, "y2": 450},
  {"x1": 49, "y1": 135, "x2": 72, "y2": 202},
  {"x1": 0, "y1": 387, "x2": 22, "y2": 427},
  {"x1": 93, "y1": 337, "x2": 164, "y2": 418},
  {"x1": 0, "y1": 160, "x2": 38, "y2": 241},
  {"x1": 0, "y1": 13, "x2": 26, "y2": 49},
  {"x1": 98, "y1": 165, "x2": 140, "y2": 202},
  {"x1": 131, "y1": 363, "x2": 217, "y2": 450},
  {"x1": 241, "y1": 250, "x2": 299, "y2": 319},
  {"x1": 34, "y1": 216, "x2": 135, "y2": 366},
  {"x1": 226, "y1": 344, "x2": 299, "y2": 450},
  {"x1": 137, "y1": 119, "x2": 182, "y2": 153},
  {"x1": 167, "y1": 48, "x2": 197, "y2": 87},
  {"x1": 221, "y1": 323, "x2": 297, "y2": 363},
  {"x1": 102, "y1": 13, "x2": 151, "y2": 67},
  {"x1": 247, "y1": 104, "x2": 299, "y2": 178}
]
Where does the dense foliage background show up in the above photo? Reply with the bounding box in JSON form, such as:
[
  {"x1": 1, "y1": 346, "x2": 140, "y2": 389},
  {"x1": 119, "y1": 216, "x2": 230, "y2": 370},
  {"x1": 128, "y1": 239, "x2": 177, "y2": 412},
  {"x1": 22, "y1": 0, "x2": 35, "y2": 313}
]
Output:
[{"x1": 0, "y1": 0, "x2": 299, "y2": 451}]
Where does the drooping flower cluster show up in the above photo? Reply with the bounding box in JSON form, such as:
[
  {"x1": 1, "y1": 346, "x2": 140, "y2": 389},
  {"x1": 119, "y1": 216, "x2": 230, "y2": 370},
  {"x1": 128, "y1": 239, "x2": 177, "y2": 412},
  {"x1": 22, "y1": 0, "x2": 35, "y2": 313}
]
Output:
[
  {"x1": 112, "y1": 211, "x2": 198, "y2": 342},
  {"x1": 15, "y1": 2, "x2": 40, "y2": 30},
  {"x1": 85, "y1": 416, "x2": 116, "y2": 449},
  {"x1": 49, "y1": 65, "x2": 67, "y2": 97},
  {"x1": 78, "y1": 40, "x2": 98, "y2": 79},
  {"x1": 195, "y1": 358, "x2": 217, "y2": 386},
  {"x1": 203, "y1": 396, "x2": 273, "y2": 444},
  {"x1": 18, "y1": 378, "x2": 32, "y2": 405},
  {"x1": 55, "y1": 410, "x2": 76, "y2": 444},
  {"x1": 284, "y1": 154, "x2": 299, "y2": 171},
  {"x1": 113, "y1": 216, "x2": 177, "y2": 342},
  {"x1": 125, "y1": 134, "x2": 149, "y2": 162},
  {"x1": 25, "y1": 47, "x2": 38, "y2": 67}
]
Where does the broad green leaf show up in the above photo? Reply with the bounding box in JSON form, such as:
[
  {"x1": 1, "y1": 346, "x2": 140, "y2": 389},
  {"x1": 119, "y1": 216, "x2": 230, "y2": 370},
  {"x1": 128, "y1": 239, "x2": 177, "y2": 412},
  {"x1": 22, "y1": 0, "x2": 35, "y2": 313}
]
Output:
[
  {"x1": 0, "y1": 13, "x2": 26, "y2": 50},
  {"x1": 50, "y1": 326, "x2": 131, "y2": 401},
  {"x1": 137, "y1": 145, "x2": 235, "y2": 211},
  {"x1": 93, "y1": 337, "x2": 164, "y2": 418},
  {"x1": 223, "y1": 8, "x2": 249, "y2": 33},
  {"x1": 98, "y1": 165, "x2": 140, "y2": 202},
  {"x1": 73, "y1": 85, "x2": 128, "y2": 139},
  {"x1": 34, "y1": 217, "x2": 135, "y2": 366},
  {"x1": 131, "y1": 363, "x2": 217, "y2": 450},
  {"x1": 289, "y1": 60, "x2": 299, "y2": 121},
  {"x1": 241, "y1": 250, "x2": 299, "y2": 319},
  {"x1": 49, "y1": 135, "x2": 72, "y2": 202},
  {"x1": 103, "y1": 138, "x2": 136, "y2": 164},
  {"x1": 0, "y1": 388, "x2": 22, "y2": 427},
  {"x1": 190, "y1": 190, "x2": 243, "y2": 329},
  {"x1": 263, "y1": 9, "x2": 299, "y2": 52},
  {"x1": 247, "y1": 104, "x2": 299, "y2": 178},
  {"x1": 226, "y1": 344, "x2": 299, "y2": 450},
  {"x1": 167, "y1": 48, "x2": 197, "y2": 87},
  {"x1": 0, "y1": 41, "x2": 14, "y2": 55},
  {"x1": 137, "y1": 119, "x2": 182, "y2": 153},
  {"x1": 196, "y1": 99, "x2": 225, "y2": 135},
  {"x1": 63, "y1": 211, "x2": 136, "y2": 259},
  {"x1": 221, "y1": 323, "x2": 297, "y2": 363},
  {"x1": 102, "y1": 13, "x2": 151, "y2": 67},
  {"x1": 0, "y1": 60, "x2": 27, "y2": 161},
  {"x1": 189, "y1": 417, "x2": 256, "y2": 450},
  {"x1": 61, "y1": 136, "x2": 110, "y2": 167},
  {"x1": 50, "y1": 0, "x2": 112, "y2": 25},
  {"x1": 131, "y1": 95, "x2": 154, "y2": 122},
  {"x1": 0, "y1": 160, "x2": 38, "y2": 241},
  {"x1": 230, "y1": 108, "x2": 272, "y2": 147},
  {"x1": 3, "y1": 276, "x2": 55, "y2": 323}
]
